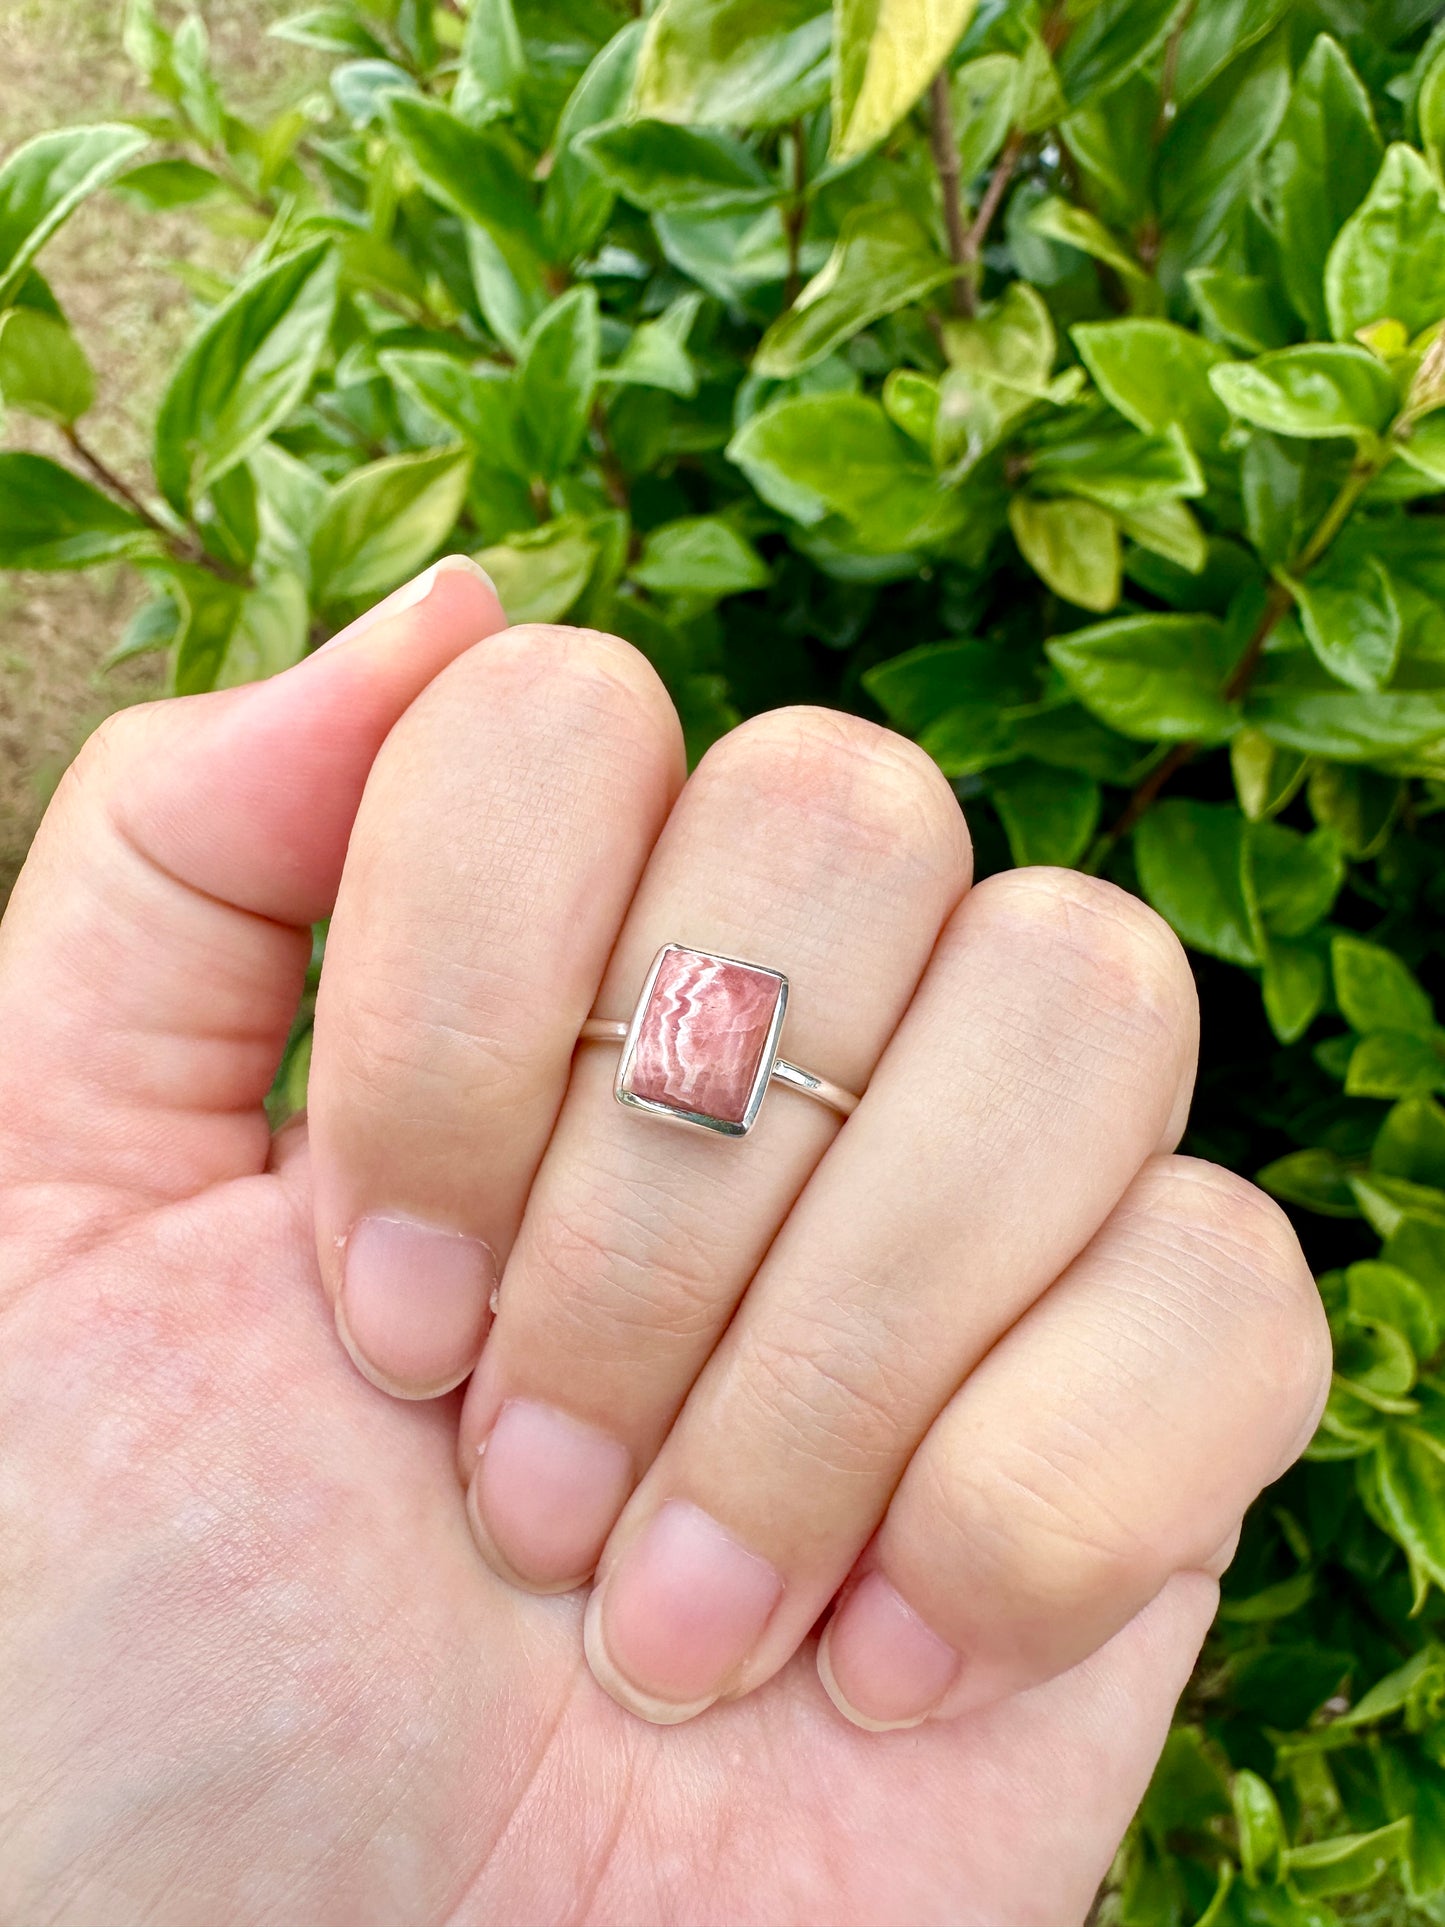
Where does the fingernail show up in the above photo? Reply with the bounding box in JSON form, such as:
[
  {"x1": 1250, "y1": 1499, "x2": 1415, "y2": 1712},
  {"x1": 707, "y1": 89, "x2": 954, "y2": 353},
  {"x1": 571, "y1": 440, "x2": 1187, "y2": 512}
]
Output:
[
  {"x1": 467, "y1": 1399, "x2": 633, "y2": 1593},
  {"x1": 336, "y1": 1214, "x2": 495, "y2": 1398},
  {"x1": 319, "y1": 555, "x2": 498, "y2": 651},
  {"x1": 818, "y1": 1572, "x2": 960, "y2": 1732},
  {"x1": 584, "y1": 1500, "x2": 782, "y2": 1724}
]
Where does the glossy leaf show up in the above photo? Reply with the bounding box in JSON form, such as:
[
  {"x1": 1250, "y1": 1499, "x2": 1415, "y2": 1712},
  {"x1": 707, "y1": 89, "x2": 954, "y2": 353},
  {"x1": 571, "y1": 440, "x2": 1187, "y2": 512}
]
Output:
[
  {"x1": 1046, "y1": 613, "x2": 1238, "y2": 743},
  {"x1": 1135, "y1": 800, "x2": 1261, "y2": 966},
  {"x1": 1072, "y1": 319, "x2": 1229, "y2": 453},
  {"x1": 1210, "y1": 345, "x2": 1399, "y2": 441},
  {"x1": 154, "y1": 242, "x2": 338, "y2": 513},
  {"x1": 633, "y1": 516, "x2": 768, "y2": 599},
  {"x1": 1257, "y1": 35, "x2": 1381, "y2": 336},
  {"x1": 0, "y1": 451, "x2": 156, "y2": 569},
  {"x1": 387, "y1": 95, "x2": 542, "y2": 248},
  {"x1": 832, "y1": 0, "x2": 977, "y2": 161},
  {"x1": 1288, "y1": 547, "x2": 1402, "y2": 694},
  {"x1": 454, "y1": 0, "x2": 524, "y2": 126},
  {"x1": 0, "y1": 124, "x2": 148, "y2": 308},
  {"x1": 1008, "y1": 494, "x2": 1120, "y2": 613},
  {"x1": 631, "y1": 0, "x2": 830, "y2": 128},
  {"x1": 1333, "y1": 934, "x2": 1435, "y2": 1036},
  {"x1": 475, "y1": 518, "x2": 600, "y2": 624},
  {"x1": 0, "y1": 307, "x2": 93, "y2": 423},
  {"x1": 576, "y1": 120, "x2": 775, "y2": 214},
  {"x1": 515, "y1": 286, "x2": 599, "y2": 482},
  {"x1": 988, "y1": 761, "x2": 1100, "y2": 868},
  {"x1": 755, "y1": 209, "x2": 954, "y2": 378},
  {"x1": 1326, "y1": 144, "x2": 1445, "y2": 344},
  {"x1": 309, "y1": 445, "x2": 473, "y2": 606}
]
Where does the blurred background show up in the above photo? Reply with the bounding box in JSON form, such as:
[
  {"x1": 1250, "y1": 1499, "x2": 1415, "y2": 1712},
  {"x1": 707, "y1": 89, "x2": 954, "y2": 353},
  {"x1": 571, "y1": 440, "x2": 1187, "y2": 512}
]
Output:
[{"x1": 0, "y1": 0, "x2": 314, "y2": 900}]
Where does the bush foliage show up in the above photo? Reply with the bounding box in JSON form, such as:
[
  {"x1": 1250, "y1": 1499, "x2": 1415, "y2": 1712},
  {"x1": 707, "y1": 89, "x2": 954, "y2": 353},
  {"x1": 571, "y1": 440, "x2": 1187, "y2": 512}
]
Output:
[{"x1": 4, "y1": 0, "x2": 1445, "y2": 1916}]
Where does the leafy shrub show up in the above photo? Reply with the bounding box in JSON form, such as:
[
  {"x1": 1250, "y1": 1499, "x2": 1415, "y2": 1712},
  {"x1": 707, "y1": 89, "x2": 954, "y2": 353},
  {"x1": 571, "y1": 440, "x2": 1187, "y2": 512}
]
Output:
[{"x1": 4, "y1": 0, "x2": 1445, "y2": 1916}]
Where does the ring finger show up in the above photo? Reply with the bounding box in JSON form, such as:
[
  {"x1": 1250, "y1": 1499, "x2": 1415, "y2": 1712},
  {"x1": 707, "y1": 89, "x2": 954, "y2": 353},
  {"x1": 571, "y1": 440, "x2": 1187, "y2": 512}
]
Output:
[{"x1": 458, "y1": 707, "x2": 972, "y2": 1591}]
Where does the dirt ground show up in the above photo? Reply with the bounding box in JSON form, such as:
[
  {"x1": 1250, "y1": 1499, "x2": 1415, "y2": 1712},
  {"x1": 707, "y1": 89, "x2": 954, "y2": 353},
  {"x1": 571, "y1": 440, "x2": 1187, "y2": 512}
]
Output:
[{"x1": 0, "y1": 0, "x2": 314, "y2": 899}]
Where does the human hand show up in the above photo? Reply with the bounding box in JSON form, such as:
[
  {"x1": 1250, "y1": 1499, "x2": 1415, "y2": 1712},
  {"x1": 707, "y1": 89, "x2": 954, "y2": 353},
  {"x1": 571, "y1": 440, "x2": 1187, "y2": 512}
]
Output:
[{"x1": 0, "y1": 562, "x2": 1330, "y2": 1925}]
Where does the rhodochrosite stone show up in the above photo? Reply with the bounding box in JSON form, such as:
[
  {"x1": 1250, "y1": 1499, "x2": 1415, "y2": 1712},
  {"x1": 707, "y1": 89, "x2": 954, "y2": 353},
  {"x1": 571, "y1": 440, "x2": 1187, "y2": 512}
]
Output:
[{"x1": 628, "y1": 947, "x2": 782, "y2": 1126}]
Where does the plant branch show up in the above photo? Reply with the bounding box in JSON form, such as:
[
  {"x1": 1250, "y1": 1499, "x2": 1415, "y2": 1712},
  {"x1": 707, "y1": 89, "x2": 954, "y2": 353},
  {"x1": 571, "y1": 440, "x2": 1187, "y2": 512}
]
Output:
[
  {"x1": 1151, "y1": 0, "x2": 1194, "y2": 145},
  {"x1": 1085, "y1": 449, "x2": 1392, "y2": 869},
  {"x1": 591, "y1": 402, "x2": 630, "y2": 512},
  {"x1": 63, "y1": 426, "x2": 241, "y2": 584},
  {"x1": 929, "y1": 72, "x2": 971, "y2": 317}
]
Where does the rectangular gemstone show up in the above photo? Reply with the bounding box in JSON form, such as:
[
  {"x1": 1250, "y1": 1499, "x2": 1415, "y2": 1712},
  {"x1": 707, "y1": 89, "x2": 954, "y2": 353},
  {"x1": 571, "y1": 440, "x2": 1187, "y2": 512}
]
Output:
[{"x1": 625, "y1": 946, "x2": 783, "y2": 1127}]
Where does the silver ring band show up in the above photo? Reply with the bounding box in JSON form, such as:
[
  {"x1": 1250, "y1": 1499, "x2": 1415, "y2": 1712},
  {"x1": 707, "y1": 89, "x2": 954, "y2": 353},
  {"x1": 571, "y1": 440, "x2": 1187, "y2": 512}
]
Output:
[
  {"x1": 579, "y1": 1018, "x2": 859, "y2": 1120},
  {"x1": 578, "y1": 942, "x2": 860, "y2": 1138}
]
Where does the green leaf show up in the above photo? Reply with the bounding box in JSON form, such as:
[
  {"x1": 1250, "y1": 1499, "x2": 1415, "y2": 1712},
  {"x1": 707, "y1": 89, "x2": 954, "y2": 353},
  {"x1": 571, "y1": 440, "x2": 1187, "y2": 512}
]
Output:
[
  {"x1": 380, "y1": 349, "x2": 519, "y2": 465},
  {"x1": 1349, "y1": 1260, "x2": 1439, "y2": 1363},
  {"x1": 269, "y1": 7, "x2": 388, "y2": 56},
  {"x1": 1029, "y1": 419, "x2": 1203, "y2": 512},
  {"x1": 988, "y1": 761, "x2": 1101, "y2": 868},
  {"x1": 387, "y1": 95, "x2": 542, "y2": 249},
  {"x1": 515, "y1": 286, "x2": 600, "y2": 481},
  {"x1": 610, "y1": 292, "x2": 702, "y2": 396},
  {"x1": 1347, "y1": 1032, "x2": 1445, "y2": 1099},
  {"x1": 1282, "y1": 1819, "x2": 1410, "y2": 1899},
  {"x1": 1334, "y1": 934, "x2": 1435, "y2": 1035},
  {"x1": 1134, "y1": 799, "x2": 1261, "y2": 966},
  {"x1": 1287, "y1": 548, "x2": 1402, "y2": 695},
  {"x1": 1072, "y1": 319, "x2": 1228, "y2": 453},
  {"x1": 1027, "y1": 197, "x2": 1154, "y2": 303},
  {"x1": 112, "y1": 158, "x2": 229, "y2": 210},
  {"x1": 475, "y1": 517, "x2": 600, "y2": 623},
  {"x1": 1250, "y1": 821, "x2": 1344, "y2": 937},
  {"x1": 544, "y1": 23, "x2": 643, "y2": 264},
  {"x1": 1158, "y1": 29, "x2": 1291, "y2": 269},
  {"x1": 1258, "y1": 1147, "x2": 1359, "y2": 1217},
  {"x1": 1209, "y1": 345, "x2": 1399, "y2": 441},
  {"x1": 0, "y1": 124, "x2": 148, "y2": 308},
  {"x1": 1232, "y1": 1769, "x2": 1286, "y2": 1885},
  {"x1": 754, "y1": 208, "x2": 954, "y2": 378},
  {"x1": 154, "y1": 242, "x2": 339, "y2": 514},
  {"x1": 1009, "y1": 495, "x2": 1119, "y2": 613},
  {"x1": 1257, "y1": 35, "x2": 1382, "y2": 337},
  {"x1": 1116, "y1": 498, "x2": 1207, "y2": 573},
  {"x1": 952, "y1": 54, "x2": 1020, "y2": 181},
  {"x1": 1263, "y1": 939, "x2": 1327, "y2": 1044},
  {"x1": 0, "y1": 307, "x2": 93, "y2": 423},
  {"x1": 102, "y1": 590, "x2": 182, "y2": 670},
  {"x1": 1186, "y1": 267, "x2": 1296, "y2": 355},
  {"x1": 1247, "y1": 642, "x2": 1445, "y2": 761},
  {"x1": 0, "y1": 451, "x2": 156, "y2": 570},
  {"x1": 633, "y1": 516, "x2": 768, "y2": 599},
  {"x1": 1393, "y1": 411, "x2": 1445, "y2": 486},
  {"x1": 309, "y1": 445, "x2": 473, "y2": 607},
  {"x1": 728, "y1": 393, "x2": 965, "y2": 552},
  {"x1": 1375, "y1": 1098, "x2": 1445, "y2": 1190},
  {"x1": 1231, "y1": 728, "x2": 1309, "y2": 822},
  {"x1": 1054, "y1": 0, "x2": 1181, "y2": 109},
  {"x1": 454, "y1": 0, "x2": 525, "y2": 126},
  {"x1": 831, "y1": 0, "x2": 978, "y2": 161},
  {"x1": 1422, "y1": 38, "x2": 1445, "y2": 183},
  {"x1": 1045, "y1": 613, "x2": 1238, "y2": 743},
  {"x1": 630, "y1": 0, "x2": 830, "y2": 128},
  {"x1": 1326, "y1": 144, "x2": 1445, "y2": 344},
  {"x1": 576, "y1": 119, "x2": 775, "y2": 214}
]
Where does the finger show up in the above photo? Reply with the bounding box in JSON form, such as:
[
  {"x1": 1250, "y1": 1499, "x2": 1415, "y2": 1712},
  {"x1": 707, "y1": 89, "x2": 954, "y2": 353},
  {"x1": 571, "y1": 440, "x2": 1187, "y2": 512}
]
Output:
[
  {"x1": 581, "y1": 869, "x2": 1199, "y2": 1723},
  {"x1": 0, "y1": 559, "x2": 505, "y2": 1204},
  {"x1": 458, "y1": 708, "x2": 971, "y2": 1588},
  {"x1": 308, "y1": 625, "x2": 684, "y2": 1399},
  {"x1": 816, "y1": 1156, "x2": 1330, "y2": 1731}
]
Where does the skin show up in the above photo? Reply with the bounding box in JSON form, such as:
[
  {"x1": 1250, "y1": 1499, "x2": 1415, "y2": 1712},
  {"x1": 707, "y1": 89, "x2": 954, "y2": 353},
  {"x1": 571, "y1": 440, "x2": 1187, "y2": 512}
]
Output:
[{"x1": 0, "y1": 560, "x2": 1332, "y2": 1926}]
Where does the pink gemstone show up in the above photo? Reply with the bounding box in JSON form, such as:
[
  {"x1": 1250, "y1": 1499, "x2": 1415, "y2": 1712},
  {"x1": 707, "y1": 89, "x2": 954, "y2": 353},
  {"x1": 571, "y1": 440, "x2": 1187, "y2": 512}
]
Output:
[{"x1": 627, "y1": 947, "x2": 783, "y2": 1126}]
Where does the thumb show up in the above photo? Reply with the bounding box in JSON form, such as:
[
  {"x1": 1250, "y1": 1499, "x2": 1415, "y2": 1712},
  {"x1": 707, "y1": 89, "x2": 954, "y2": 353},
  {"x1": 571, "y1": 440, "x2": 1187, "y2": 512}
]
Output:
[{"x1": 0, "y1": 557, "x2": 505, "y2": 1202}]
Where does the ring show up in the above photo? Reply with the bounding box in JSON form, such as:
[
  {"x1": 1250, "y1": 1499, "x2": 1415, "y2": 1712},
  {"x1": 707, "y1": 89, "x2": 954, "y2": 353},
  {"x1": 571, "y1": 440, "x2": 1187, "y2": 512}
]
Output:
[{"x1": 579, "y1": 943, "x2": 860, "y2": 1137}]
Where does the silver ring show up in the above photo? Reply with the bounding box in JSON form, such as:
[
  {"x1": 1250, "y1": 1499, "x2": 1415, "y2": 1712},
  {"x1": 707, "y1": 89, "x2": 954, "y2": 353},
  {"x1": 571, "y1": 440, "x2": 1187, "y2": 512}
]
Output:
[{"x1": 578, "y1": 943, "x2": 860, "y2": 1138}]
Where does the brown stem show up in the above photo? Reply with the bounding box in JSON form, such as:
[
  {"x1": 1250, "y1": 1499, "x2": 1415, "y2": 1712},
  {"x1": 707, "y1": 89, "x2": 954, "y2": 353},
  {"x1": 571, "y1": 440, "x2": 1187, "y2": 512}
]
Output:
[
  {"x1": 783, "y1": 120, "x2": 809, "y2": 307},
  {"x1": 929, "y1": 72, "x2": 972, "y2": 317},
  {"x1": 591, "y1": 402, "x2": 630, "y2": 512},
  {"x1": 64, "y1": 426, "x2": 240, "y2": 584},
  {"x1": 1151, "y1": 0, "x2": 1194, "y2": 145},
  {"x1": 1085, "y1": 454, "x2": 1390, "y2": 870},
  {"x1": 960, "y1": 130, "x2": 1025, "y2": 297}
]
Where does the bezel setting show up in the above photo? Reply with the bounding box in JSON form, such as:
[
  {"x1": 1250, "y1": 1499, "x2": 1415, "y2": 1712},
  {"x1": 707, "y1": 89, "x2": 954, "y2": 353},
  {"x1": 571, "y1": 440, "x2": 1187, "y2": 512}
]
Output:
[{"x1": 613, "y1": 943, "x2": 789, "y2": 1137}]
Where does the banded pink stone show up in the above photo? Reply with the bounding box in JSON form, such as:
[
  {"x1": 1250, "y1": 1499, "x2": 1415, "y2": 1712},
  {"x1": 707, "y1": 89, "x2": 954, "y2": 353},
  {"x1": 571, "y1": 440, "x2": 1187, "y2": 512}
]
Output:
[{"x1": 625, "y1": 946, "x2": 783, "y2": 1127}]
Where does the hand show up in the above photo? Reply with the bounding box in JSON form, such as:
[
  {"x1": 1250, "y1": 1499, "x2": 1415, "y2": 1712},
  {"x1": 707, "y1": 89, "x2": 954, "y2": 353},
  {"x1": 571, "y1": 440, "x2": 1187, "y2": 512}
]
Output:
[{"x1": 0, "y1": 562, "x2": 1330, "y2": 1926}]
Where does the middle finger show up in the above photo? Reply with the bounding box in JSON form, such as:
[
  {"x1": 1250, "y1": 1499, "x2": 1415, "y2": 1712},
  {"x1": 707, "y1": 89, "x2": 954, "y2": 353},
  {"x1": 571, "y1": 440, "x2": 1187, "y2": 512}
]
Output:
[{"x1": 458, "y1": 707, "x2": 971, "y2": 1591}]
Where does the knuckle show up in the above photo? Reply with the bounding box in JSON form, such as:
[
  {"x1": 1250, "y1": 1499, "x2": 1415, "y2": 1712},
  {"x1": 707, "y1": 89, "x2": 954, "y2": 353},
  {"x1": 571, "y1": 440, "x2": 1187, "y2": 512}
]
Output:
[
  {"x1": 738, "y1": 1302, "x2": 918, "y2": 1482},
  {"x1": 967, "y1": 867, "x2": 1198, "y2": 1043},
  {"x1": 1127, "y1": 1155, "x2": 1331, "y2": 1418},
  {"x1": 696, "y1": 707, "x2": 970, "y2": 880},
  {"x1": 66, "y1": 702, "x2": 163, "y2": 809}
]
